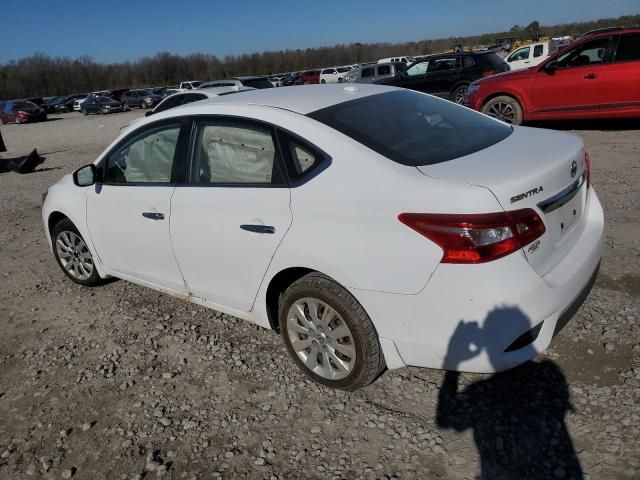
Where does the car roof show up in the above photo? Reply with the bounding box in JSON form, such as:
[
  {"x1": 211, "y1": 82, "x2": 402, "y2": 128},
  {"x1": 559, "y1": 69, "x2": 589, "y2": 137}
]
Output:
[{"x1": 180, "y1": 84, "x2": 398, "y2": 115}]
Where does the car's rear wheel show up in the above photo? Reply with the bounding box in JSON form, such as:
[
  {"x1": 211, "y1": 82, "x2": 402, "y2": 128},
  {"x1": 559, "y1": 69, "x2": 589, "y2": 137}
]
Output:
[
  {"x1": 279, "y1": 273, "x2": 385, "y2": 390},
  {"x1": 451, "y1": 83, "x2": 469, "y2": 104},
  {"x1": 481, "y1": 95, "x2": 523, "y2": 125},
  {"x1": 140, "y1": 102, "x2": 146, "y2": 109},
  {"x1": 321, "y1": 79, "x2": 326, "y2": 84},
  {"x1": 51, "y1": 218, "x2": 103, "y2": 287},
  {"x1": 82, "y1": 108, "x2": 88, "y2": 116}
]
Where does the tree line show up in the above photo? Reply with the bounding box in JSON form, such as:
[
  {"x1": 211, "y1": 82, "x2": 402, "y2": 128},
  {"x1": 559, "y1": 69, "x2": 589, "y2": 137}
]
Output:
[{"x1": 1, "y1": 14, "x2": 637, "y2": 100}]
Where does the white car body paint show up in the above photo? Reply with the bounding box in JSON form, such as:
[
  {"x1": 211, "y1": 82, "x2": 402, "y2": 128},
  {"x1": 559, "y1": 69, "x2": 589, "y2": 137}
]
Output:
[
  {"x1": 43, "y1": 84, "x2": 604, "y2": 374},
  {"x1": 505, "y1": 42, "x2": 550, "y2": 71}
]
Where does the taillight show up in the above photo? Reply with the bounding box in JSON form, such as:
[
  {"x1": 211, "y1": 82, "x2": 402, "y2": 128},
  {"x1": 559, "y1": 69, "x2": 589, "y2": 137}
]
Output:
[
  {"x1": 584, "y1": 151, "x2": 591, "y2": 188},
  {"x1": 483, "y1": 69, "x2": 497, "y2": 77},
  {"x1": 398, "y1": 209, "x2": 546, "y2": 264}
]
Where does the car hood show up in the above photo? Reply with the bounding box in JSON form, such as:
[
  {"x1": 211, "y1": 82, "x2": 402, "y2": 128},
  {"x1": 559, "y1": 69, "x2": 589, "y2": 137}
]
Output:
[{"x1": 474, "y1": 67, "x2": 535, "y2": 85}]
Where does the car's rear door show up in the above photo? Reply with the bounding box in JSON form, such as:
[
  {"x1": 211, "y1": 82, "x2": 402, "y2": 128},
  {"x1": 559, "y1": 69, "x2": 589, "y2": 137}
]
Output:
[
  {"x1": 528, "y1": 36, "x2": 614, "y2": 116},
  {"x1": 423, "y1": 57, "x2": 460, "y2": 97},
  {"x1": 86, "y1": 118, "x2": 189, "y2": 292},
  {"x1": 597, "y1": 32, "x2": 640, "y2": 114},
  {"x1": 169, "y1": 116, "x2": 292, "y2": 312}
]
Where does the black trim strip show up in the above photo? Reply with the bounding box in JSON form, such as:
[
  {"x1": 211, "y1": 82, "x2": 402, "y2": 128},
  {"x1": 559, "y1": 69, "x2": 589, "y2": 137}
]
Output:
[
  {"x1": 553, "y1": 261, "x2": 600, "y2": 337},
  {"x1": 537, "y1": 172, "x2": 585, "y2": 214}
]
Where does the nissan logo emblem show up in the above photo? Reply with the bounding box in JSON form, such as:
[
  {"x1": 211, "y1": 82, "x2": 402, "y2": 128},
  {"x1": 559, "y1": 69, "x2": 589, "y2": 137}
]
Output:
[{"x1": 570, "y1": 160, "x2": 578, "y2": 178}]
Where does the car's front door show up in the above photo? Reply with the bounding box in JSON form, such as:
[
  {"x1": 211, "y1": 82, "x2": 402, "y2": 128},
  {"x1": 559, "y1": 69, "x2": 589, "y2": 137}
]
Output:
[
  {"x1": 86, "y1": 119, "x2": 188, "y2": 292},
  {"x1": 170, "y1": 116, "x2": 293, "y2": 312},
  {"x1": 529, "y1": 36, "x2": 613, "y2": 116}
]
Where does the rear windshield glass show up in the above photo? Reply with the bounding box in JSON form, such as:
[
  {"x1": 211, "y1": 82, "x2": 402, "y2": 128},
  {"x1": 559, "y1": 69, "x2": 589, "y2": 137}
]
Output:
[
  {"x1": 307, "y1": 90, "x2": 512, "y2": 166},
  {"x1": 483, "y1": 53, "x2": 508, "y2": 68}
]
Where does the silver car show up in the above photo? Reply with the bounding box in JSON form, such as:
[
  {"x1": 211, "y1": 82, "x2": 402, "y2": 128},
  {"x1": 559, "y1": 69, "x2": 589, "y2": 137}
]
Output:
[{"x1": 344, "y1": 62, "x2": 407, "y2": 84}]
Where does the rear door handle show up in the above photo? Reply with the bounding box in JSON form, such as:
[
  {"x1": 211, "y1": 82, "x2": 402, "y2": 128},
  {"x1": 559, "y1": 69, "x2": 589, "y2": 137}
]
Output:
[
  {"x1": 584, "y1": 73, "x2": 599, "y2": 80},
  {"x1": 142, "y1": 212, "x2": 165, "y2": 220},
  {"x1": 240, "y1": 224, "x2": 275, "y2": 234}
]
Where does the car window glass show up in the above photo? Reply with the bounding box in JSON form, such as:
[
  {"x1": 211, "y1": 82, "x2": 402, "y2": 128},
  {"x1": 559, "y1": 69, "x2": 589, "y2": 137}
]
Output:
[
  {"x1": 429, "y1": 58, "x2": 457, "y2": 72},
  {"x1": 361, "y1": 67, "x2": 374, "y2": 78},
  {"x1": 192, "y1": 121, "x2": 281, "y2": 185},
  {"x1": 156, "y1": 95, "x2": 183, "y2": 113},
  {"x1": 406, "y1": 62, "x2": 429, "y2": 76},
  {"x1": 510, "y1": 47, "x2": 530, "y2": 62},
  {"x1": 104, "y1": 124, "x2": 180, "y2": 184},
  {"x1": 533, "y1": 44, "x2": 544, "y2": 58},
  {"x1": 556, "y1": 37, "x2": 610, "y2": 67},
  {"x1": 462, "y1": 56, "x2": 476, "y2": 68},
  {"x1": 615, "y1": 34, "x2": 640, "y2": 62},
  {"x1": 308, "y1": 90, "x2": 512, "y2": 167},
  {"x1": 377, "y1": 65, "x2": 391, "y2": 75},
  {"x1": 290, "y1": 142, "x2": 317, "y2": 174}
]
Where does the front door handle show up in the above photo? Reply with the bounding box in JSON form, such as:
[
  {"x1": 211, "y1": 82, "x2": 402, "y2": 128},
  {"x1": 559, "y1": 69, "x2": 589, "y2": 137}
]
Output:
[
  {"x1": 142, "y1": 212, "x2": 165, "y2": 220},
  {"x1": 584, "y1": 73, "x2": 599, "y2": 80},
  {"x1": 240, "y1": 224, "x2": 275, "y2": 234}
]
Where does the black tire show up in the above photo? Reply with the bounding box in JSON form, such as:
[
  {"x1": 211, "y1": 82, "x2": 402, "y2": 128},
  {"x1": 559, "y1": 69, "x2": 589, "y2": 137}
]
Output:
[
  {"x1": 140, "y1": 102, "x2": 146, "y2": 109},
  {"x1": 320, "y1": 79, "x2": 326, "y2": 84},
  {"x1": 451, "y1": 83, "x2": 469, "y2": 104},
  {"x1": 51, "y1": 218, "x2": 104, "y2": 287},
  {"x1": 82, "y1": 108, "x2": 88, "y2": 116},
  {"x1": 481, "y1": 95, "x2": 524, "y2": 125},
  {"x1": 279, "y1": 273, "x2": 385, "y2": 390}
]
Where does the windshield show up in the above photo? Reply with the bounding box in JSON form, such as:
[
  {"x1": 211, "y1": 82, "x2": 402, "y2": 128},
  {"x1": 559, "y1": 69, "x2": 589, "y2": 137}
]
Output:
[
  {"x1": 13, "y1": 101, "x2": 37, "y2": 109},
  {"x1": 191, "y1": 81, "x2": 203, "y2": 87},
  {"x1": 243, "y1": 78, "x2": 274, "y2": 89},
  {"x1": 406, "y1": 61, "x2": 429, "y2": 76},
  {"x1": 136, "y1": 90, "x2": 152, "y2": 96},
  {"x1": 337, "y1": 67, "x2": 350, "y2": 73},
  {"x1": 308, "y1": 90, "x2": 512, "y2": 167}
]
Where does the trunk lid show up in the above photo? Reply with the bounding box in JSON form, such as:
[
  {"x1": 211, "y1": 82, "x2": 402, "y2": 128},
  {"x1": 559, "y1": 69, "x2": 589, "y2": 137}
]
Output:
[{"x1": 417, "y1": 126, "x2": 588, "y2": 277}]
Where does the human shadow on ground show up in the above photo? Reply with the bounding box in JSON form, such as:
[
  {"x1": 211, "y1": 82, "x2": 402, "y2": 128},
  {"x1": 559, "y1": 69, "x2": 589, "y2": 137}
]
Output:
[{"x1": 436, "y1": 307, "x2": 583, "y2": 479}]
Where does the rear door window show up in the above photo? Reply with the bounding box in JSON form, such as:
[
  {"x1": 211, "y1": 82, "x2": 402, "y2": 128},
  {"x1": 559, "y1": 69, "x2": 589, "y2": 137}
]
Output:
[
  {"x1": 190, "y1": 119, "x2": 284, "y2": 185},
  {"x1": 377, "y1": 65, "x2": 391, "y2": 75},
  {"x1": 615, "y1": 33, "x2": 640, "y2": 62},
  {"x1": 361, "y1": 67, "x2": 374, "y2": 78},
  {"x1": 308, "y1": 90, "x2": 512, "y2": 167},
  {"x1": 533, "y1": 44, "x2": 545, "y2": 58}
]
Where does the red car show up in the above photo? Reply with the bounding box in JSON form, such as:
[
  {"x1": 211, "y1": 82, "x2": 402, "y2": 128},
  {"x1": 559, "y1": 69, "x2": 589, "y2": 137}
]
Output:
[
  {"x1": 295, "y1": 70, "x2": 321, "y2": 85},
  {"x1": 0, "y1": 100, "x2": 48, "y2": 124},
  {"x1": 465, "y1": 27, "x2": 640, "y2": 124}
]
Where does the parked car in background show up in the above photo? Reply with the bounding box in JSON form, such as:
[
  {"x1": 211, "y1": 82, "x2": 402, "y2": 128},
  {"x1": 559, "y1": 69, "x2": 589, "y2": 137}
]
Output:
[
  {"x1": 319, "y1": 67, "x2": 351, "y2": 84},
  {"x1": 377, "y1": 56, "x2": 414, "y2": 64},
  {"x1": 81, "y1": 96, "x2": 126, "y2": 115},
  {"x1": 41, "y1": 96, "x2": 70, "y2": 113},
  {"x1": 344, "y1": 62, "x2": 407, "y2": 84},
  {"x1": 281, "y1": 72, "x2": 300, "y2": 86},
  {"x1": 121, "y1": 90, "x2": 163, "y2": 109},
  {"x1": 296, "y1": 70, "x2": 321, "y2": 84},
  {"x1": 0, "y1": 100, "x2": 47, "y2": 124},
  {"x1": 144, "y1": 86, "x2": 254, "y2": 117},
  {"x1": 56, "y1": 94, "x2": 86, "y2": 113},
  {"x1": 44, "y1": 84, "x2": 603, "y2": 390},
  {"x1": 377, "y1": 52, "x2": 510, "y2": 104},
  {"x1": 505, "y1": 42, "x2": 550, "y2": 71},
  {"x1": 269, "y1": 76, "x2": 284, "y2": 87},
  {"x1": 199, "y1": 76, "x2": 274, "y2": 89},
  {"x1": 465, "y1": 27, "x2": 640, "y2": 124},
  {"x1": 105, "y1": 88, "x2": 130, "y2": 102},
  {"x1": 178, "y1": 81, "x2": 204, "y2": 91}
]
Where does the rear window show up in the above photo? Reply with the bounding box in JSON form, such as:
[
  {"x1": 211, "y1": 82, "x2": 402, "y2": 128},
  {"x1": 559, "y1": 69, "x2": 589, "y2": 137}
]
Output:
[
  {"x1": 482, "y1": 53, "x2": 508, "y2": 68},
  {"x1": 243, "y1": 78, "x2": 274, "y2": 89},
  {"x1": 308, "y1": 90, "x2": 512, "y2": 167}
]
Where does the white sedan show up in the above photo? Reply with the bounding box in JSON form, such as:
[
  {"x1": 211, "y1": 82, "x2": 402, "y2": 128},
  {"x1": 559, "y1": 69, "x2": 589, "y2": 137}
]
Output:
[{"x1": 42, "y1": 85, "x2": 603, "y2": 390}]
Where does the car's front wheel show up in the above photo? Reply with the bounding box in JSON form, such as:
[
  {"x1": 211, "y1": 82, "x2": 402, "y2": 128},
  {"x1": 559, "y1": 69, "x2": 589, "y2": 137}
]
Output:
[
  {"x1": 451, "y1": 83, "x2": 469, "y2": 104},
  {"x1": 51, "y1": 218, "x2": 103, "y2": 286},
  {"x1": 481, "y1": 95, "x2": 523, "y2": 125},
  {"x1": 279, "y1": 273, "x2": 385, "y2": 390}
]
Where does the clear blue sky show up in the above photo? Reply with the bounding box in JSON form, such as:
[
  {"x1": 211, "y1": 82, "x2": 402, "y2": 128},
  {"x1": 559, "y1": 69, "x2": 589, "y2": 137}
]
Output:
[{"x1": 1, "y1": 0, "x2": 637, "y2": 63}]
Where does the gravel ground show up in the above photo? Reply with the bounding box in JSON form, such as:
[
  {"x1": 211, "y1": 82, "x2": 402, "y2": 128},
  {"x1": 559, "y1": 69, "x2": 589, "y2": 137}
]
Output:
[{"x1": 0, "y1": 111, "x2": 639, "y2": 480}]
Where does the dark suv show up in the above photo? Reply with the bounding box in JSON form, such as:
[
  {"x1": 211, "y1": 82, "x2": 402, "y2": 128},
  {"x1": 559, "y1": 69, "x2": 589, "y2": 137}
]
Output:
[{"x1": 376, "y1": 52, "x2": 510, "y2": 104}]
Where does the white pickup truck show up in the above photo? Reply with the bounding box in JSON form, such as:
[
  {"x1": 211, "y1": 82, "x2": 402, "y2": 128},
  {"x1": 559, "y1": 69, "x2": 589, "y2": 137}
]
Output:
[{"x1": 505, "y1": 42, "x2": 550, "y2": 71}]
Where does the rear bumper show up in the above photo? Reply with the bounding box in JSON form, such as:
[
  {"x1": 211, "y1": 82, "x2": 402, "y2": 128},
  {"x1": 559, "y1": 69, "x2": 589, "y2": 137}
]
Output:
[{"x1": 353, "y1": 188, "x2": 604, "y2": 373}]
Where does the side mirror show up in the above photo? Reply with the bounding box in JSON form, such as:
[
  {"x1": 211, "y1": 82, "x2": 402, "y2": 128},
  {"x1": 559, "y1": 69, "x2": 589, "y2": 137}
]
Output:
[
  {"x1": 543, "y1": 60, "x2": 558, "y2": 74},
  {"x1": 73, "y1": 164, "x2": 99, "y2": 187}
]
